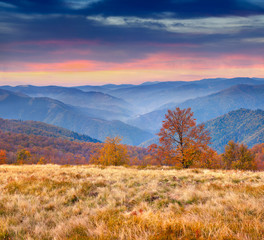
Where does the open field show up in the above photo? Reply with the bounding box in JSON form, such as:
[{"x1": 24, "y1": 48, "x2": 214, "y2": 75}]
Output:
[{"x1": 0, "y1": 165, "x2": 264, "y2": 239}]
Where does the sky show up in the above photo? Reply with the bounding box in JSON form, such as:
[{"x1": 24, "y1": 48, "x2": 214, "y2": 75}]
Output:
[{"x1": 0, "y1": 0, "x2": 264, "y2": 86}]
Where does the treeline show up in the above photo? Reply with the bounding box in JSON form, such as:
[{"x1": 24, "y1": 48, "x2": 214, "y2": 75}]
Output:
[
  {"x1": 0, "y1": 130, "x2": 263, "y2": 170},
  {"x1": 0, "y1": 131, "x2": 148, "y2": 165},
  {"x1": 0, "y1": 107, "x2": 263, "y2": 170},
  {"x1": 148, "y1": 140, "x2": 264, "y2": 170},
  {"x1": 145, "y1": 108, "x2": 264, "y2": 170},
  {"x1": 252, "y1": 143, "x2": 264, "y2": 170}
]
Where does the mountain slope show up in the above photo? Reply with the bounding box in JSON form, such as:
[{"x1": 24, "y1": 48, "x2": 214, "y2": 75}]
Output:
[
  {"x1": 204, "y1": 109, "x2": 264, "y2": 152},
  {"x1": 0, "y1": 130, "x2": 148, "y2": 165},
  {"x1": 0, "y1": 118, "x2": 100, "y2": 143},
  {"x1": 139, "y1": 109, "x2": 264, "y2": 151},
  {"x1": 0, "y1": 89, "x2": 153, "y2": 145},
  {"x1": 159, "y1": 77, "x2": 264, "y2": 110},
  {"x1": 129, "y1": 84, "x2": 264, "y2": 132},
  {"x1": 180, "y1": 84, "x2": 264, "y2": 123}
]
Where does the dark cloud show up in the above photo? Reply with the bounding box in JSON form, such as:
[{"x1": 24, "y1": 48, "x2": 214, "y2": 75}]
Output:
[
  {"x1": 1, "y1": 0, "x2": 264, "y2": 17},
  {"x1": 86, "y1": 0, "x2": 264, "y2": 18},
  {"x1": 0, "y1": 0, "x2": 264, "y2": 66},
  {"x1": 0, "y1": 0, "x2": 65, "y2": 14}
]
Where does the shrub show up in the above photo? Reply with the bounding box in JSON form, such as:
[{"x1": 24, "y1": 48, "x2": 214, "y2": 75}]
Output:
[
  {"x1": 91, "y1": 136, "x2": 129, "y2": 166},
  {"x1": 223, "y1": 141, "x2": 256, "y2": 170}
]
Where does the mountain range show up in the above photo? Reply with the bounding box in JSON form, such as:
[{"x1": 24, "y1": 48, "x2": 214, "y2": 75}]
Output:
[
  {"x1": 0, "y1": 77, "x2": 263, "y2": 147},
  {"x1": 0, "y1": 85, "x2": 131, "y2": 120},
  {"x1": 0, "y1": 89, "x2": 153, "y2": 145},
  {"x1": 79, "y1": 77, "x2": 264, "y2": 114}
]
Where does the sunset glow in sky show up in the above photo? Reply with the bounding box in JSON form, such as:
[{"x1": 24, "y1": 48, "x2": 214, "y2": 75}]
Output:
[{"x1": 0, "y1": 0, "x2": 264, "y2": 86}]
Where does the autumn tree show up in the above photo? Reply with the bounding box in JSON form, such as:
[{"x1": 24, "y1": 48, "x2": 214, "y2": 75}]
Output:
[
  {"x1": 223, "y1": 141, "x2": 256, "y2": 170},
  {"x1": 17, "y1": 149, "x2": 31, "y2": 164},
  {"x1": 150, "y1": 107, "x2": 211, "y2": 168},
  {"x1": 37, "y1": 157, "x2": 46, "y2": 165},
  {"x1": 194, "y1": 148, "x2": 222, "y2": 169},
  {"x1": 91, "y1": 136, "x2": 129, "y2": 166},
  {"x1": 0, "y1": 150, "x2": 7, "y2": 164},
  {"x1": 251, "y1": 143, "x2": 264, "y2": 170}
]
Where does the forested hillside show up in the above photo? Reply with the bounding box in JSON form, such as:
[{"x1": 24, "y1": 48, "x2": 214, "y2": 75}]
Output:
[
  {"x1": 204, "y1": 109, "x2": 264, "y2": 152},
  {"x1": 0, "y1": 118, "x2": 100, "y2": 143},
  {"x1": 0, "y1": 131, "x2": 148, "y2": 165}
]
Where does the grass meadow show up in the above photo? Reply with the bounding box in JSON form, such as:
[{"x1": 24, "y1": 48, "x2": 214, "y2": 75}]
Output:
[{"x1": 0, "y1": 165, "x2": 264, "y2": 239}]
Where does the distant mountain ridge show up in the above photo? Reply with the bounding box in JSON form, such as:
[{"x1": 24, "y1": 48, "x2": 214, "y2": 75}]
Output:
[
  {"x1": 0, "y1": 85, "x2": 131, "y2": 120},
  {"x1": 2, "y1": 77, "x2": 264, "y2": 120},
  {"x1": 180, "y1": 84, "x2": 264, "y2": 122},
  {"x1": 129, "y1": 84, "x2": 264, "y2": 133},
  {"x1": 0, "y1": 85, "x2": 128, "y2": 108},
  {"x1": 98, "y1": 77, "x2": 264, "y2": 113},
  {"x1": 204, "y1": 109, "x2": 264, "y2": 152}
]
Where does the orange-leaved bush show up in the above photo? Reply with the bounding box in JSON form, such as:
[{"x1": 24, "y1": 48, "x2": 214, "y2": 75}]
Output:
[
  {"x1": 251, "y1": 143, "x2": 264, "y2": 170},
  {"x1": 0, "y1": 150, "x2": 7, "y2": 164},
  {"x1": 17, "y1": 149, "x2": 31, "y2": 164},
  {"x1": 91, "y1": 136, "x2": 129, "y2": 166},
  {"x1": 222, "y1": 140, "x2": 256, "y2": 170}
]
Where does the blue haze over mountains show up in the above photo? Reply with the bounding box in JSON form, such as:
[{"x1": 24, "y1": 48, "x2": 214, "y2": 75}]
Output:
[{"x1": 0, "y1": 77, "x2": 264, "y2": 149}]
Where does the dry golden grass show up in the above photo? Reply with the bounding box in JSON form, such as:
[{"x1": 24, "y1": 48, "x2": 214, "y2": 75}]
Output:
[{"x1": 0, "y1": 165, "x2": 264, "y2": 240}]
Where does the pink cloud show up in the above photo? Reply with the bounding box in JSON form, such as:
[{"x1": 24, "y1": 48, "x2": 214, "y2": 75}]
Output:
[
  {"x1": 26, "y1": 60, "x2": 101, "y2": 71},
  {"x1": 107, "y1": 52, "x2": 264, "y2": 71},
  {"x1": 2, "y1": 52, "x2": 264, "y2": 73}
]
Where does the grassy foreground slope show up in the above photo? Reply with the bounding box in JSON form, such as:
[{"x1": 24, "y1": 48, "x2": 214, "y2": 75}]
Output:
[{"x1": 0, "y1": 165, "x2": 264, "y2": 240}]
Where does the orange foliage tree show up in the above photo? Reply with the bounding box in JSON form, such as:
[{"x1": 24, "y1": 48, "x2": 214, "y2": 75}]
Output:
[
  {"x1": 17, "y1": 149, "x2": 31, "y2": 164},
  {"x1": 91, "y1": 136, "x2": 129, "y2": 166},
  {"x1": 251, "y1": 143, "x2": 264, "y2": 170},
  {"x1": 223, "y1": 140, "x2": 256, "y2": 170},
  {"x1": 150, "y1": 107, "x2": 211, "y2": 168},
  {"x1": 0, "y1": 150, "x2": 7, "y2": 164},
  {"x1": 194, "y1": 148, "x2": 222, "y2": 169},
  {"x1": 37, "y1": 157, "x2": 46, "y2": 165},
  {"x1": 0, "y1": 131, "x2": 148, "y2": 165}
]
